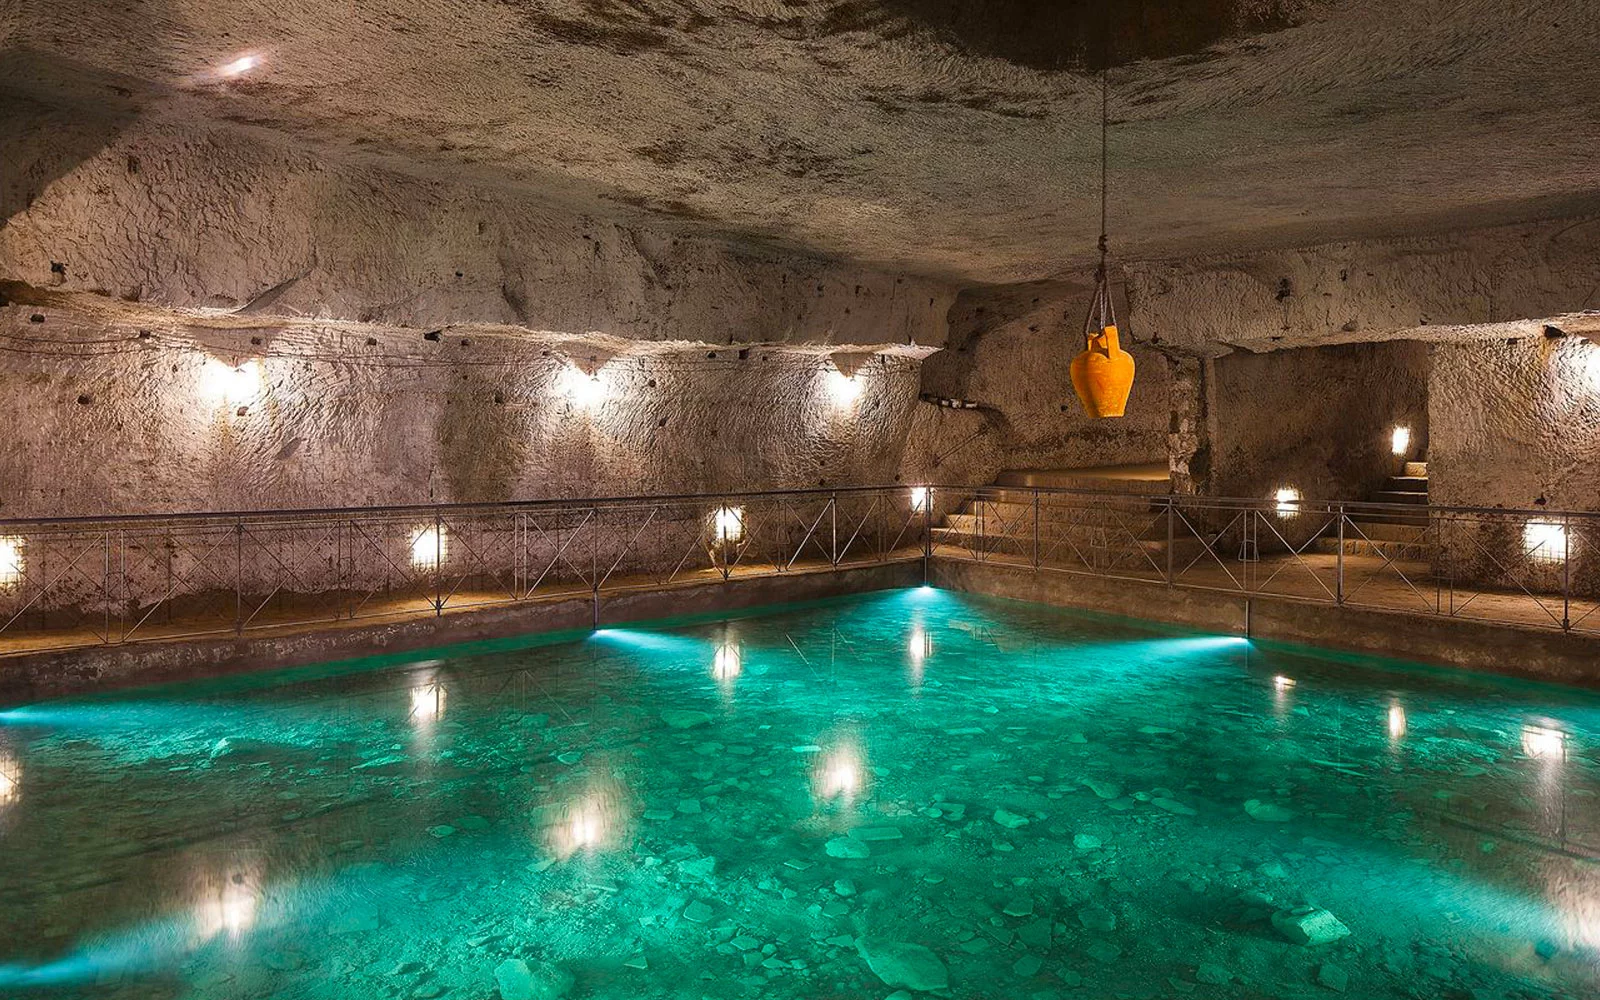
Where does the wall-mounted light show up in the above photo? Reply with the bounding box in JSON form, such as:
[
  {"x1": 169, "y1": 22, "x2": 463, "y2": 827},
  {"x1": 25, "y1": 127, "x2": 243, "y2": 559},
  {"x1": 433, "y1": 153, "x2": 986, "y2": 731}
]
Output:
[
  {"x1": 216, "y1": 54, "x2": 259, "y2": 78},
  {"x1": 711, "y1": 506, "x2": 745, "y2": 546},
  {"x1": 1273, "y1": 488, "x2": 1301, "y2": 515},
  {"x1": 824, "y1": 367, "x2": 863, "y2": 409},
  {"x1": 199, "y1": 358, "x2": 263, "y2": 411},
  {"x1": 410, "y1": 524, "x2": 447, "y2": 570},
  {"x1": 0, "y1": 536, "x2": 21, "y2": 587},
  {"x1": 1391, "y1": 426, "x2": 1412, "y2": 457},
  {"x1": 909, "y1": 486, "x2": 930, "y2": 513},
  {"x1": 1524, "y1": 521, "x2": 1569, "y2": 564},
  {"x1": 556, "y1": 364, "x2": 607, "y2": 413}
]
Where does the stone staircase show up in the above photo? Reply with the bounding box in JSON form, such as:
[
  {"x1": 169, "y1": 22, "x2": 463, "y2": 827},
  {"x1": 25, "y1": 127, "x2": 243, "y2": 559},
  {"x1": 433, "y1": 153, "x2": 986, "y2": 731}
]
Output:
[
  {"x1": 1315, "y1": 461, "x2": 1432, "y2": 560},
  {"x1": 933, "y1": 463, "x2": 1203, "y2": 571}
]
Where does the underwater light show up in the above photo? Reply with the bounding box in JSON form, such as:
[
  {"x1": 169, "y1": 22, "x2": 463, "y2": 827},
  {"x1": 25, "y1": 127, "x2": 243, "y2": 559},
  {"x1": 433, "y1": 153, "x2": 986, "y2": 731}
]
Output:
[
  {"x1": 195, "y1": 873, "x2": 260, "y2": 942},
  {"x1": 908, "y1": 626, "x2": 931, "y2": 663},
  {"x1": 1388, "y1": 703, "x2": 1407, "y2": 740},
  {"x1": 1521, "y1": 725, "x2": 1567, "y2": 759},
  {"x1": 409, "y1": 682, "x2": 447, "y2": 722},
  {"x1": 0, "y1": 752, "x2": 19, "y2": 806},
  {"x1": 814, "y1": 746, "x2": 865, "y2": 802},
  {"x1": 712, "y1": 643, "x2": 742, "y2": 682}
]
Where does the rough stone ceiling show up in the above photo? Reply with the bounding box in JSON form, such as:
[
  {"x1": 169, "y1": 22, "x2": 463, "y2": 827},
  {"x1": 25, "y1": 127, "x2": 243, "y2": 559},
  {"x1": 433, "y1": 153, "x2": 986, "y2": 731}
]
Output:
[{"x1": 4, "y1": 0, "x2": 1599, "y2": 285}]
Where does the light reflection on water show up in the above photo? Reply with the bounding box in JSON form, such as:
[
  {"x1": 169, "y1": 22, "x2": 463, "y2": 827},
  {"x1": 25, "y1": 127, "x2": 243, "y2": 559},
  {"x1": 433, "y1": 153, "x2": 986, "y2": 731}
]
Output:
[{"x1": 0, "y1": 589, "x2": 1597, "y2": 998}]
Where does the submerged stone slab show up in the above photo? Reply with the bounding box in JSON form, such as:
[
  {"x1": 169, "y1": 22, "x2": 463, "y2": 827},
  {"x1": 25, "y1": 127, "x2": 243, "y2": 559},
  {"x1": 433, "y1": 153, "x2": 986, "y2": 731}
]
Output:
[
  {"x1": 858, "y1": 939, "x2": 949, "y2": 992},
  {"x1": 493, "y1": 959, "x2": 573, "y2": 1000},
  {"x1": 1272, "y1": 906, "x2": 1351, "y2": 946}
]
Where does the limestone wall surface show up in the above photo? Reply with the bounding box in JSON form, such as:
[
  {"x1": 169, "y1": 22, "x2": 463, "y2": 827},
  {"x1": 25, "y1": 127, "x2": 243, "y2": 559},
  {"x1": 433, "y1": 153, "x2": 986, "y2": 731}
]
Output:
[
  {"x1": 1207, "y1": 341, "x2": 1430, "y2": 503},
  {"x1": 1, "y1": 98, "x2": 957, "y2": 347}
]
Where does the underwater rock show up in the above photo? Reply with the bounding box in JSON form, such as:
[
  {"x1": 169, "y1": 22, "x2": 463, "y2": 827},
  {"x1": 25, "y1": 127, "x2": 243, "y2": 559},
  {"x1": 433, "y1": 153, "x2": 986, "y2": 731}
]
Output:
[
  {"x1": 1271, "y1": 906, "x2": 1350, "y2": 946},
  {"x1": 1002, "y1": 897, "x2": 1034, "y2": 917},
  {"x1": 1318, "y1": 962, "x2": 1348, "y2": 992},
  {"x1": 1085, "y1": 941, "x2": 1122, "y2": 963},
  {"x1": 993, "y1": 808, "x2": 1030, "y2": 829},
  {"x1": 858, "y1": 939, "x2": 949, "y2": 992},
  {"x1": 827, "y1": 837, "x2": 871, "y2": 859},
  {"x1": 661, "y1": 709, "x2": 712, "y2": 730},
  {"x1": 1082, "y1": 779, "x2": 1121, "y2": 800},
  {"x1": 683, "y1": 900, "x2": 715, "y2": 924},
  {"x1": 1078, "y1": 905, "x2": 1116, "y2": 932},
  {"x1": 1152, "y1": 798, "x2": 1197, "y2": 816},
  {"x1": 835, "y1": 878, "x2": 857, "y2": 896},
  {"x1": 1195, "y1": 963, "x2": 1231, "y2": 985},
  {"x1": 1244, "y1": 799, "x2": 1294, "y2": 822},
  {"x1": 1072, "y1": 833, "x2": 1102, "y2": 850},
  {"x1": 493, "y1": 959, "x2": 573, "y2": 1000},
  {"x1": 1012, "y1": 953, "x2": 1043, "y2": 977}
]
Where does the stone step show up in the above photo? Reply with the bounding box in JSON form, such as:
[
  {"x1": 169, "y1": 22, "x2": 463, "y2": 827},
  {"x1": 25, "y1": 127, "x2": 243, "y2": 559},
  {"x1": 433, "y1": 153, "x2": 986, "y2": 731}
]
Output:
[
  {"x1": 1384, "y1": 476, "x2": 1429, "y2": 494},
  {"x1": 1311, "y1": 537, "x2": 1432, "y2": 560},
  {"x1": 1343, "y1": 520, "x2": 1431, "y2": 541},
  {"x1": 1371, "y1": 490, "x2": 1428, "y2": 505},
  {"x1": 1403, "y1": 461, "x2": 1429, "y2": 477},
  {"x1": 932, "y1": 526, "x2": 1209, "y2": 563},
  {"x1": 995, "y1": 463, "x2": 1170, "y2": 494},
  {"x1": 942, "y1": 510, "x2": 1167, "y2": 536}
]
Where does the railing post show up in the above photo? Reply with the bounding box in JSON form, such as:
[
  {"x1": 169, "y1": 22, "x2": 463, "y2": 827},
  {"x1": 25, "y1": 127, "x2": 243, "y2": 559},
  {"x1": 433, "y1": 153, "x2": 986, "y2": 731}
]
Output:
[
  {"x1": 592, "y1": 506, "x2": 601, "y2": 628},
  {"x1": 830, "y1": 493, "x2": 838, "y2": 568},
  {"x1": 433, "y1": 509, "x2": 443, "y2": 616},
  {"x1": 103, "y1": 529, "x2": 112, "y2": 644},
  {"x1": 1562, "y1": 512, "x2": 1571, "y2": 631},
  {"x1": 922, "y1": 487, "x2": 933, "y2": 584},
  {"x1": 1032, "y1": 488, "x2": 1041, "y2": 570},
  {"x1": 234, "y1": 519, "x2": 244, "y2": 636},
  {"x1": 1336, "y1": 503, "x2": 1345, "y2": 605},
  {"x1": 1166, "y1": 496, "x2": 1175, "y2": 586}
]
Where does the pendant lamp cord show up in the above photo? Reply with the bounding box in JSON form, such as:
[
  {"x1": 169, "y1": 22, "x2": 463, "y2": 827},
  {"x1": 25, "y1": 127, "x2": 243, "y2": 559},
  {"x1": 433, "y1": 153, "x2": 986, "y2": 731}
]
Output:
[{"x1": 1087, "y1": 11, "x2": 1115, "y2": 336}]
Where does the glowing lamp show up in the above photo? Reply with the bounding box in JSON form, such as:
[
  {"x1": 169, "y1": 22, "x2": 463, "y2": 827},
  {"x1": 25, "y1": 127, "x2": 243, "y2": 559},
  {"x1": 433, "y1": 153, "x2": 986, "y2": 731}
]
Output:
[
  {"x1": 200, "y1": 358, "x2": 263, "y2": 410},
  {"x1": 1521, "y1": 725, "x2": 1566, "y2": 759},
  {"x1": 409, "y1": 682, "x2": 447, "y2": 722},
  {"x1": 1273, "y1": 488, "x2": 1301, "y2": 515},
  {"x1": 712, "y1": 506, "x2": 745, "y2": 545},
  {"x1": 217, "y1": 55, "x2": 258, "y2": 78},
  {"x1": 556, "y1": 364, "x2": 607, "y2": 412},
  {"x1": 1391, "y1": 426, "x2": 1411, "y2": 457},
  {"x1": 1071, "y1": 324, "x2": 1136, "y2": 418},
  {"x1": 824, "y1": 368, "x2": 863, "y2": 408},
  {"x1": 0, "y1": 536, "x2": 21, "y2": 586},
  {"x1": 410, "y1": 525, "x2": 446, "y2": 569},
  {"x1": 1524, "y1": 521, "x2": 1568, "y2": 563},
  {"x1": 909, "y1": 486, "x2": 930, "y2": 513},
  {"x1": 1387, "y1": 704, "x2": 1407, "y2": 740},
  {"x1": 712, "y1": 643, "x2": 742, "y2": 682}
]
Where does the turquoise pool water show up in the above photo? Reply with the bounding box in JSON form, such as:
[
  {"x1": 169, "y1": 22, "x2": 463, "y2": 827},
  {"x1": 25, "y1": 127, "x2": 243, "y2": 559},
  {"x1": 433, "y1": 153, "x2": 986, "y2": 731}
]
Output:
[{"x1": 1, "y1": 588, "x2": 1598, "y2": 999}]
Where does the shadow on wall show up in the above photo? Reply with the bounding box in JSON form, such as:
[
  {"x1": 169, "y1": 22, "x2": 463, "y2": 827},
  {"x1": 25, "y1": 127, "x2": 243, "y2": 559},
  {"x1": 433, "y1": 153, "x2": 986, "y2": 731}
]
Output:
[{"x1": 826, "y1": 0, "x2": 1316, "y2": 70}]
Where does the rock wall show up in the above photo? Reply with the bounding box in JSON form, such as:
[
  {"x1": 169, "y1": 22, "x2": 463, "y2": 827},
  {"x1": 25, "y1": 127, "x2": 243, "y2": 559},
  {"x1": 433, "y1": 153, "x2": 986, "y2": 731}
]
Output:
[
  {"x1": 0, "y1": 97, "x2": 962, "y2": 519},
  {"x1": 1207, "y1": 341, "x2": 1431, "y2": 502},
  {"x1": 1429, "y1": 336, "x2": 1600, "y2": 513},
  {"x1": 0, "y1": 299, "x2": 932, "y2": 519}
]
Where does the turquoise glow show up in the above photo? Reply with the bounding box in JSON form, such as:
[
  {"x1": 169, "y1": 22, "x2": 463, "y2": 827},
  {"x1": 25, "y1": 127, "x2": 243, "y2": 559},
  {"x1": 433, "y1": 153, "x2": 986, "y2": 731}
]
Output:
[{"x1": 0, "y1": 589, "x2": 1597, "y2": 998}]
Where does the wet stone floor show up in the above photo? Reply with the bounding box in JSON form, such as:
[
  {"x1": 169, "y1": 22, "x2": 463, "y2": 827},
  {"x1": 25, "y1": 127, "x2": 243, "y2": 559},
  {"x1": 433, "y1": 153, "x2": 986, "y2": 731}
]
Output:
[{"x1": 1, "y1": 588, "x2": 1599, "y2": 999}]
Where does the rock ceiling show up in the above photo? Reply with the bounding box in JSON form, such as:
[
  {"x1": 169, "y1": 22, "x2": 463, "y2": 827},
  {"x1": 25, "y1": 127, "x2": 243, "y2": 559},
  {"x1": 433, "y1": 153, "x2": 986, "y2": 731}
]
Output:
[{"x1": 3, "y1": 0, "x2": 1599, "y2": 284}]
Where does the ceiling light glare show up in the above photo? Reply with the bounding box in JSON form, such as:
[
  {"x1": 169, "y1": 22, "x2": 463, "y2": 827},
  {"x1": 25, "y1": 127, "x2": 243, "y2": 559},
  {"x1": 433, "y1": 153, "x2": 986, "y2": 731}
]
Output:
[
  {"x1": 824, "y1": 368, "x2": 863, "y2": 408},
  {"x1": 217, "y1": 55, "x2": 258, "y2": 78},
  {"x1": 557, "y1": 364, "x2": 607, "y2": 412}
]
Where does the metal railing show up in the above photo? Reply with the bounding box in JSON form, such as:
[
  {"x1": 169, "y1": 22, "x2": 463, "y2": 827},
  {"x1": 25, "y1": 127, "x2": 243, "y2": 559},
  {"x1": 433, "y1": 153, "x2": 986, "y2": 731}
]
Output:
[
  {"x1": 3, "y1": 483, "x2": 1598, "y2": 656},
  {"x1": 935, "y1": 487, "x2": 1600, "y2": 636},
  {"x1": 0, "y1": 487, "x2": 933, "y2": 654}
]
